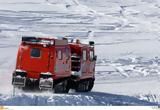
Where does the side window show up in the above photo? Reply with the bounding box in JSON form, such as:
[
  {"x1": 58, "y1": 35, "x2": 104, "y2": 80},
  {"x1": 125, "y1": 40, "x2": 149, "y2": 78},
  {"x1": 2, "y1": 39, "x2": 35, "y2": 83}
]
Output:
[
  {"x1": 30, "y1": 48, "x2": 41, "y2": 58},
  {"x1": 66, "y1": 48, "x2": 70, "y2": 60},
  {"x1": 82, "y1": 50, "x2": 87, "y2": 61},
  {"x1": 57, "y1": 50, "x2": 62, "y2": 60},
  {"x1": 90, "y1": 50, "x2": 94, "y2": 61}
]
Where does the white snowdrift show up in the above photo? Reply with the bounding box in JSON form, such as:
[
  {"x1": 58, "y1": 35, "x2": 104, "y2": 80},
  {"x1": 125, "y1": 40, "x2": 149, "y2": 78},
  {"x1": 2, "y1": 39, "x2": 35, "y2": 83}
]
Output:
[{"x1": 0, "y1": 92, "x2": 157, "y2": 106}]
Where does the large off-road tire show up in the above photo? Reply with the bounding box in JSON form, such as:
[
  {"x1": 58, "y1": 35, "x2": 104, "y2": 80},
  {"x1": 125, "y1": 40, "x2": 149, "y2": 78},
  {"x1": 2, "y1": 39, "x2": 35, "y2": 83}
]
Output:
[
  {"x1": 75, "y1": 81, "x2": 88, "y2": 92},
  {"x1": 75, "y1": 79, "x2": 94, "y2": 92},
  {"x1": 87, "y1": 79, "x2": 94, "y2": 92},
  {"x1": 54, "y1": 80, "x2": 70, "y2": 93}
]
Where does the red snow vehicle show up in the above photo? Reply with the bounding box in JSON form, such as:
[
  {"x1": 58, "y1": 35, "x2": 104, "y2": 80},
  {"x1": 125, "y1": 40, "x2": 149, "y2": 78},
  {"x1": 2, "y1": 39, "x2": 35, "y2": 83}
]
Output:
[{"x1": 12, "y1": 37, "x2": 97, "y2": 93}]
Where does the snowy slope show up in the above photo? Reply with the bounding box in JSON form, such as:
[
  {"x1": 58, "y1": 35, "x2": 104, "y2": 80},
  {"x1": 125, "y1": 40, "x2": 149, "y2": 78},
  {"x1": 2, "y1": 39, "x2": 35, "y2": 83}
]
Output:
[
  {"x1": 0, "y1": 92, "x2": 157, "y2": 106},
  {"x1": 0, "y1": 0, "x2": 160, "y2": 105}
]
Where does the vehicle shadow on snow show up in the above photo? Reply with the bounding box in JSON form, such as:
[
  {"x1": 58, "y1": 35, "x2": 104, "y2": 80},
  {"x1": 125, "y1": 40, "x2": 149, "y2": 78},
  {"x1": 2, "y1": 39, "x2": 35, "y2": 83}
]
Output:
[{"x1": 0, "y1": 91, "x2": 158, "y2": 106}]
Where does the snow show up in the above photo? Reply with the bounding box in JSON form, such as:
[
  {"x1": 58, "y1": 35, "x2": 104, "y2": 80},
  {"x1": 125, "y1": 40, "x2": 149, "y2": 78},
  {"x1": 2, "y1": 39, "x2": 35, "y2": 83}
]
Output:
[
  {"x1": 0, "y1": 92, "x2": 157, "y2": 106},
  {"x1": 0, "y1": 0, "x2": 160, "y2": 106}
]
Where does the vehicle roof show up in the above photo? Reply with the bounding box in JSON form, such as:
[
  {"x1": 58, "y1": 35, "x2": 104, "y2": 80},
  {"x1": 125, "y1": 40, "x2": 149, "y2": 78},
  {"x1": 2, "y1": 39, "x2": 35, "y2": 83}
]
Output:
[{"x1": 21, "y1": 37, "x2": 68, "y2": 46}]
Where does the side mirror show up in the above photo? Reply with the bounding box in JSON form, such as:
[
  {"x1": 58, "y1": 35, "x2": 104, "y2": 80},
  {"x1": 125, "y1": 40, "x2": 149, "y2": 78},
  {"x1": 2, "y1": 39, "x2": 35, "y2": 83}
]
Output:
[{"x1": 93, "y1": 55, "x2": 97, "y2": 61}]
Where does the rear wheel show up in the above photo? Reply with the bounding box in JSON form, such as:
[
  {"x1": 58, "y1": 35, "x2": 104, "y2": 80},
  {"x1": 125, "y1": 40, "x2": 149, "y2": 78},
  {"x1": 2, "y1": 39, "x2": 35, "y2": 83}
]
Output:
[
  {"x1": 54, "y1": 80, "x2": 70, "y2": 93},
  {"x1": 87, "y1": 79, "x2": 94, "y2": 92},
  {"x1": 75, "y1": 79, "x2": 94, "y2": 92},
  {"x1": 75, "y1": 81, "x2": 87, "y2": 92}
]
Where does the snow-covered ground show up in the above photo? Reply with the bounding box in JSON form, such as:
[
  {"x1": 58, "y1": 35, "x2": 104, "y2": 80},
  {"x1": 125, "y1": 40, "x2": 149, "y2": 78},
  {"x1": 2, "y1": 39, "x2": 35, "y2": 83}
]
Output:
[
  {"x1": 0, "y1": 0, "x2": 160, "y2": 105},
  {"x1": 0, "y1": 92, "x2": 157, "y2": 106}
]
